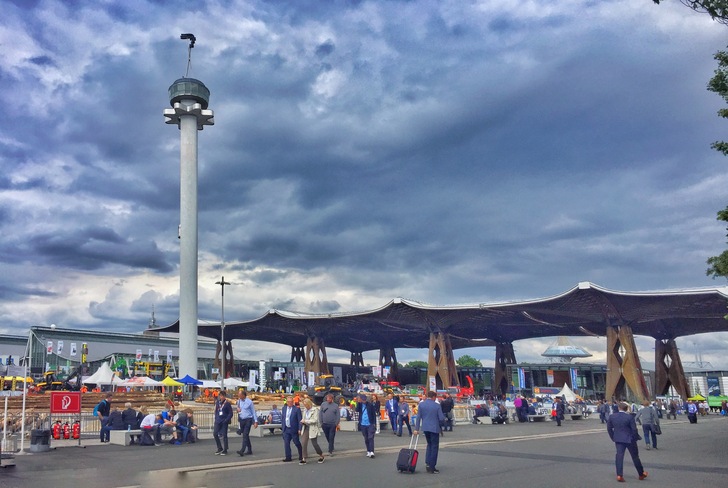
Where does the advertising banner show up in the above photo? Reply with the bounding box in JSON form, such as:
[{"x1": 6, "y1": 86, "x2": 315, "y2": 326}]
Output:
[
  {"x1": 70, "y1": 343, "x2": 77, "y2": 357},
  {"x1": 136, "y1": 349, "x2": 142, "y2": 360},
  {"x1": 707, "y1": 376, "x2": 721, "y2": 396},
  {"x1": 547, "y1": 369, "x2": 554, "y2": 385},
  {"x1": 570, "y1": 368, "x2": 578, "y2": 389},
  {"x1": 518, "y1": 367, "x2": 525, "y2": 389},
  {"x1": 57, "y1": 340, "x2": 64, "y2": 355},
  {"x1": 47, "y1": 341, "x2": 53, "y2": 354},
  {"x1": 167, "y1": 350, "x2": 173, "y2": 362}
]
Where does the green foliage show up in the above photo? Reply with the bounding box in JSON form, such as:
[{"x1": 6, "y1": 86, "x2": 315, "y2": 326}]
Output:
[
  {"x1": 653, "y1": 1, "x2": 728, "y2": 25},
  {"x1": 456, "y1": 354, "x2": 482, "y2": 367},
  {"x1": 405, "y1": 360, "x2": 428, "y2": 369},
  {"x1": 706, "y1": 206, "x2": 728, "y2": 278}
]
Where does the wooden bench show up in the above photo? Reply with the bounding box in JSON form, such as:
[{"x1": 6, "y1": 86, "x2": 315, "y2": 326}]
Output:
[
  {"x1": 528, "y1": 415, "x2": 548, "y2": 422},
  {"x1": 570, "y1": 414, "x2": 584, "y2": 420},
  {"x1": 251, "y1": 423, "x2": 282, "y2": 437},
  {"x1": 109, "y1": 429, "x2": 142, "y2": 446}
]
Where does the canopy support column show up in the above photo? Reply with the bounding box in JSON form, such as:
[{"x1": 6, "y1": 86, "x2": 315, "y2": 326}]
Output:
[
  {"x1": 655, "y1": 338, "x2": 690, "y2": 399},
  {"x1": 427, "y1": 331, "x2": 458, "y2": 390},
  {"x1": 605, "y1": 325, "x2": 649, "y2": 403},
  {"x1": 494, "y1": 342, "x2": 516, "y2": 396},
  {"x1": 305, "y1": 336, "x2": 329, "y2": 377},
  {"x1": 350, "y1": 352, "x2": 364, "y2": 368},
  {"x1": 291, "y1": 346, "x2": 305, "y2": 363},
  {"x1": 213, "y1": 340, "x2": 233, "y2": 379},
  {"x1": 379, "y1": 347, "x2": 398, "y2": 380}
]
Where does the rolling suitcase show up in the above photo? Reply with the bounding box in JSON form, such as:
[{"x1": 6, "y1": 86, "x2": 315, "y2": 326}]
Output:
[{"x1": 396, "y1": 434, "x2": 419, "y2": 473}]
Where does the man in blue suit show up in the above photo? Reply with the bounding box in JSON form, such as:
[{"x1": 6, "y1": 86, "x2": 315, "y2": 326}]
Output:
[
  {"x1": 607, "y1": 402, "x2": 648, "y2": 482},
  {"x1": 281, "y1": 396, "x2": 303, "y2": 463},
  {"x1": 213, "y1": 391, "x2": 233, "y2": 455},
  {"x1": 414, "y1": 390, "x2": 446, "y2": 474}
]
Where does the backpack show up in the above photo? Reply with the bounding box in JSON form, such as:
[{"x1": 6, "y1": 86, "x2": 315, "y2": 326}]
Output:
[{"x1": 93, "y1": 400, "x2": 104, "y2": 417}]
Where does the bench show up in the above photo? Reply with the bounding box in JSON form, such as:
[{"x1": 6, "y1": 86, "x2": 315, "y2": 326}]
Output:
[
  {"x1": 570, "y1": 414, "x2": 584, "y2": 420},
  {"x1": 109, "y1": 429, "x2": 142, "y2": 446},
  {"x1": 528, "y1": 415, "x2": 548, "y2": 422},
  {"x1": 338, "y1": 421, "x2": 358, "y2": 432},
  {"x1": 251, "y1": 423, "x2": 282, "y2": 437}
]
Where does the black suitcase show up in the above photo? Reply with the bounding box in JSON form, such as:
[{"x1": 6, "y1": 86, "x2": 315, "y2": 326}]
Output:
[{"x1": 396, "y1": 434, "x2": 419, "y2": 473}]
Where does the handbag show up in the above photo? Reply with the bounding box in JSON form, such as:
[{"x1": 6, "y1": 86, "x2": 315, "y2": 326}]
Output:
[{"x1": 653, "y1": 424, "x2": 661, "y2": 435}]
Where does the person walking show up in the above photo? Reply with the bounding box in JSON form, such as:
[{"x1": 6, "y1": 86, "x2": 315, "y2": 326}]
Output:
[
  {"x1": 300, "y1": 398, "x2": 325, "y2": 464},
  {"x1": 414, "y1": 390, "x2": 446, "y2": 474},
  {"x1": 319, "y1": 393, "x2": 340, "y2": 456},
  {"x1": 635, "y1": 401, "x2": 660, "y2": 450},
  {"x1": 385, "y1": 393, "x2": 399, "y2": 433},
  {"x1": 397, "y1": 396, "x2": 413, "y2": 437},
  {"x1": 235, "y1": 390, "x2": 258, "y2": 457},
  {"x1": 281, "y1": 396, "x2": 303, "y2": 463},
  {"x1": 554, "y1": 396, "x2": 566, "y2": 427},
  {"x1": 213, "y1": 391, "x2": 233, "y2": 455},
  {"x1": 607, "y1": 402, "x2": 648, "y2": 482},
  {"x1": 356, "y1": 393, "x2": 378, "y2": 458}
]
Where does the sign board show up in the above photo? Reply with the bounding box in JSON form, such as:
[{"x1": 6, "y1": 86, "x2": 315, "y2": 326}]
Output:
[{"x1": 50, "y1": 391, "x2": 82, "y2": 414}]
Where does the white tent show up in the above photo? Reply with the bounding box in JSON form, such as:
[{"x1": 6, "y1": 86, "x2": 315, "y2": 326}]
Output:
[
  {"x1": 82, "y1": 362, "x2": 120, "y2": 385},
  {"x1": 119, "y1": 376, "x2": 162, "y2": 387},
  {"x1": 556, "y1": 383, "x2": 578, "y2": 402},
  {"x1": 223, "y1": 377, "x2": 248, "y2": 388},
  {"x1": 200, "y1": 380, "x2": 221, "y2": 389}
]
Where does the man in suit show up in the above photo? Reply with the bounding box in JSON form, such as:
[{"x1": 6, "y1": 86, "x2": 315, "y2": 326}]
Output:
[
  {"x1": 414, "y1": 390, "x2": 446, "y2": 474},
  {"x1": 356, "y1": 393, "x2": 378, "y2": 458},
  {"x1": 607, "y1": 402, "x2": 648, "y2": 482},
  {"x1": 213, "y1": 391, "x2": 233, "y2": 455},
  {"x1": 385, "y1": 393, "x2": 399, "y2": 433},
  {"x1": 281, "y1": 396, "x2": 303, "y2": 462}
]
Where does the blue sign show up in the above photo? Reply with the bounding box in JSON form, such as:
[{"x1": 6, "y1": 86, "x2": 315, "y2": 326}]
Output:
[{"x1": 518, "y1": 367, "x2": 525, "y2": 389}]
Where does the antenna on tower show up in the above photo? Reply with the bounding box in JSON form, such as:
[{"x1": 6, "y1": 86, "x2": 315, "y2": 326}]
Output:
[{"x1": 180, "y1": 33, "x2": 196, "y2": 77}]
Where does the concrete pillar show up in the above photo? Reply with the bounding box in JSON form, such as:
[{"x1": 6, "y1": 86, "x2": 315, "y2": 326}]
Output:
[{"x1": 164, "y1": 78, "x2": 214, "y2": 378}]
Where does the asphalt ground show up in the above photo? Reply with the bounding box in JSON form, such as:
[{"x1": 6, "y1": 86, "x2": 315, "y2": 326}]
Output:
[{"x1": 1, "y1": 415, "x2": 726, "y2": 488}]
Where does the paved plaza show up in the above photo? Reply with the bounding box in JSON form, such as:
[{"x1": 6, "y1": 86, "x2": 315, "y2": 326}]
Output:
[{"x1": 2, "y1": 414, "x2": 726, "y2": 488}]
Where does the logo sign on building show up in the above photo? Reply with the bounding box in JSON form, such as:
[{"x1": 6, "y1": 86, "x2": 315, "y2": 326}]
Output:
[{"x1": 50, "y1": 392, "x2": 82, "y2": 414}]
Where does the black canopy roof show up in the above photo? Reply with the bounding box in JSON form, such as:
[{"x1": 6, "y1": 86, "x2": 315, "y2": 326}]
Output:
[{"x1": 153, "y1": 282, "x2": 728, "y2": 353}]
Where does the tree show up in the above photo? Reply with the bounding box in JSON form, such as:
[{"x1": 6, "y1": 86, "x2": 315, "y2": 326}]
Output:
[
  {"x1": 456, "y1": 355, "x2": 482, "y2": 367},
  {"x1": 706, "y1": 49, "x2": 728, "y2": 278},
  {"x1": 653, "y1": 1, "x2": 728, "y2": 25},
  {"x1": 405, "y1": 360, "x2": 428, "y2": 369}
]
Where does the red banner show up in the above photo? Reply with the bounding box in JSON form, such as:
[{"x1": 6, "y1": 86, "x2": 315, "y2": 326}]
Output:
[{"x1": 50, "y1": 392, "x2": 82, "y2": 414}]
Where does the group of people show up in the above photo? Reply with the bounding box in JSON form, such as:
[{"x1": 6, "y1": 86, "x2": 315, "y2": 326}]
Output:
[{"x1": 94, "y1": 394, "x2": 198, "y2": 446}]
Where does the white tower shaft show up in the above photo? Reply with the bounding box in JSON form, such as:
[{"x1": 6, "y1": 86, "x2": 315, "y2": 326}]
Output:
[{"x1": 164, "y1": 77, "x2": 214, "y2": 379}]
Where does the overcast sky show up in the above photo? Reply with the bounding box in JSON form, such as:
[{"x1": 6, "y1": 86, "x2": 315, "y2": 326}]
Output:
[{"x1": 2, "y1": 0, "x2": 728, "y2": 370}]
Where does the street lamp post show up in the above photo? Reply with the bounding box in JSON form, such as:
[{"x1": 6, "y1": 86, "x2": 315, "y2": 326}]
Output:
[{"x1": 215, "y1": 276, "x2": 231, "y2": 389}]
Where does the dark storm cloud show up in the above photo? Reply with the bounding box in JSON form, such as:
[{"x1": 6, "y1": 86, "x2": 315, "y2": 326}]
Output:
[
  {"x1": 2, "y1": 0, "x2": 728, "y2": 366},
  {"x1": 27, "y1": 226, "x2": 173, "y2": 273}
]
